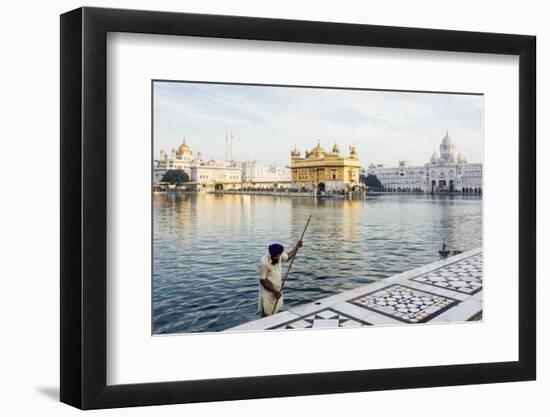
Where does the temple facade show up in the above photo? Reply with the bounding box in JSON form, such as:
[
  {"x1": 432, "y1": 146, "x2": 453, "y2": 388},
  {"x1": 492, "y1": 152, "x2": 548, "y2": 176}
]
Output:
[
  {"x1": 366, "y1": 132, "x2": 483, "y2": 194},
  {"x1": 190, "y1": 161, "x2": 242, "y2": 190},
  {"x1": 153, "y1": 138, "x2": 194, "y2": 182},
  {"x1": 290, "y1": 141, "x2": 361, "y2": 193}
]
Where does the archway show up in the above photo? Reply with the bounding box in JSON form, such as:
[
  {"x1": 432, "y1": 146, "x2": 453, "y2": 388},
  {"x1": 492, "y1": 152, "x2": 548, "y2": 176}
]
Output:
[
  {"x1": 215, "y1": 183, "x2": 224, "y2": 191},
  {"x1": 317, "y1": 183, "x2": 326, "y2": 193}
]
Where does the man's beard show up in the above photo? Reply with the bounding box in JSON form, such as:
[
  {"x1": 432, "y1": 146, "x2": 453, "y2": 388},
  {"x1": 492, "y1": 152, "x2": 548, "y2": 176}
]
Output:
[{"x1": 270, "y1": 256, "x2": 280, "y2": 265}]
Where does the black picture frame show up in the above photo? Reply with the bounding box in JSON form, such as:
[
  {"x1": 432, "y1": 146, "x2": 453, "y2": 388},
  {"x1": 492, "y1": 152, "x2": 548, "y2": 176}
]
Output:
[{"x1": 60, "y1": 6, "x2": 536, "y2": 410}]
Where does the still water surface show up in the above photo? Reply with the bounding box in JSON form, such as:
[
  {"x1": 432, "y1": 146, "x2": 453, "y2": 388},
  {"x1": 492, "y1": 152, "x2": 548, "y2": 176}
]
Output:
[{"x1": 153, "y1": 193, "x2": 482, "y2": 334}]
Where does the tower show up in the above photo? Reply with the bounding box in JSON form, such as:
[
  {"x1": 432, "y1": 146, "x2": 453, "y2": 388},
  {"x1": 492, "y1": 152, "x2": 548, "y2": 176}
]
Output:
[
  {"x1": 440, "y1": 130, "x2": 456, "y2": 162},
  {"x1": 225, "y1": 133, "x2": 229, "y2": 162}
]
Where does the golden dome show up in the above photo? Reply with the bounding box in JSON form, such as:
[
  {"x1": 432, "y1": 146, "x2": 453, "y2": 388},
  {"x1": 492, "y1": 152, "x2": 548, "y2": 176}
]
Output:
[
  {"x1": 332, "y1": 143, "x2": 340, "y2": 154},
  {"x1": 291, "y1": 146, "x2": 301, "y2": 157},
  {"x1": 177, "y1": 139, "x2": 192, "y2": 154},
  {"x1": 307, "y1": 140, "x2": 327, "y2": 158}
]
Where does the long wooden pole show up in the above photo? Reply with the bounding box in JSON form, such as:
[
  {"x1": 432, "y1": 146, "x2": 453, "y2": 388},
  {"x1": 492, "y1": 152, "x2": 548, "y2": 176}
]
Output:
[{"x1": 271, "y1": 214, "x2": 312, "y2": 315}]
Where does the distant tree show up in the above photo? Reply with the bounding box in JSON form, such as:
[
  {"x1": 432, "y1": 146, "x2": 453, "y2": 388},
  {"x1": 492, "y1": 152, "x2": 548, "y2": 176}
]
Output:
[
  {"x1": 161, "y1": 169, "x2": 189, "y2": 184},
  {"x1": 362, "y1": 173, "x2": 382, "y2": 189}
]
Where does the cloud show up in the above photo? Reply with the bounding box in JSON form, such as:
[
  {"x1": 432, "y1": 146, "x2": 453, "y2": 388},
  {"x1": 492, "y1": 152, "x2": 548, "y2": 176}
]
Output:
[{"x1": 153, "y1": 82, "x2": 483, "y2": 166}]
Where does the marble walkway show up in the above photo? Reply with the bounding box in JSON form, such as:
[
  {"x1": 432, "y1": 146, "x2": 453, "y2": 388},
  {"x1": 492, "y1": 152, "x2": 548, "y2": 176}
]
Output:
[{"x1": 225, "y1": 247, "x2": 483, "y2": 332}]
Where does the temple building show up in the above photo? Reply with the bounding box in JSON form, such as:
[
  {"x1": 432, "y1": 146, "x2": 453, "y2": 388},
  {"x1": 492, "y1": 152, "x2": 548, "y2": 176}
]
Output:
[
  {"x1": 153, "y1": 138, "x2": 194, "y2": 182},
  {"x1": 154, "y1": 137, "x2": 242, "y2": 190},
  {"x1": 241, "y1": 161, "x2": 291, "y2": 183},
  {"x1": 366, "y1": 132, "x2": 483, "y2": 194},
  {"x1": 190, "y1": 160, "x2": 242, "y2": 191},
  {"x1": 290, "y1": 141, "x2": 361, "y2": 193}
]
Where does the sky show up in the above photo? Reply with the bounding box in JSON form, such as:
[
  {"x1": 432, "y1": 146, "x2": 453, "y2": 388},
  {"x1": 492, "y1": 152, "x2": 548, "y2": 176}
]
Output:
[{"x1": 153, "y1": 81, "x2": 483, "y2": 167}]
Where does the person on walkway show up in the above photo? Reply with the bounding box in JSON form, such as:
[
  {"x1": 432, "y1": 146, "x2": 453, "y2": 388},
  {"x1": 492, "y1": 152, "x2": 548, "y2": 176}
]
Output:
[{"x1": 258, "y1": 241, "x2": 302, "y2": 316}]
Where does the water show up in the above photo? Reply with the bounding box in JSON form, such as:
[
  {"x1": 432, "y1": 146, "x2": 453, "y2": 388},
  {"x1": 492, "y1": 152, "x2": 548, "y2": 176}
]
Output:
[{"x1": 153, "y1": 193, "x2": 482, "y2": 334}]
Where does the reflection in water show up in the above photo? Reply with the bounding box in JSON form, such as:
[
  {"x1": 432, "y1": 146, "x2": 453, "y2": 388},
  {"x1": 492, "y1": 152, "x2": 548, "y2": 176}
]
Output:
[{"x1": 153, "y1": 193, "x2": 482, "y2": 334}]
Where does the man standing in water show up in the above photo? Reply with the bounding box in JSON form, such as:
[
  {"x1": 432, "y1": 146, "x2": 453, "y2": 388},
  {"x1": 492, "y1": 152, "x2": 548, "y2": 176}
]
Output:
[{"x1": 259, "y1": 241, "x2": 303, "y2": 316}]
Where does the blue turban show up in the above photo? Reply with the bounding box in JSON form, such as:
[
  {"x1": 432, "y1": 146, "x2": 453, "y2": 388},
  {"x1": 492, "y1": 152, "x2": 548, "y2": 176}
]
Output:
[{"x1": 268, "y1": 243, "x2": 284, "y2": 257}]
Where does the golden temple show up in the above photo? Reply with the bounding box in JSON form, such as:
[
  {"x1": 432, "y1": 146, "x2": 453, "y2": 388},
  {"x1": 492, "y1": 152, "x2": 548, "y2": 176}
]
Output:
[{"x1": 290, "y1": 140, "x2": 361, "y2": 192}]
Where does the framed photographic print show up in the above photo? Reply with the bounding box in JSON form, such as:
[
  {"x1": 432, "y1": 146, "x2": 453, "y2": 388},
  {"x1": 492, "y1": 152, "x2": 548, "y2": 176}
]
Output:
[{"x1": 60, "y1": 6, "x2": 536, "y2": 410}]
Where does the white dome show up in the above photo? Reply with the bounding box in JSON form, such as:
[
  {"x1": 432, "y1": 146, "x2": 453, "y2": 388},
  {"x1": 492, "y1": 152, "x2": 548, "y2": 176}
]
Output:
[{"x1": 441, "y1": 131, "x2": 456, "y2": 150}]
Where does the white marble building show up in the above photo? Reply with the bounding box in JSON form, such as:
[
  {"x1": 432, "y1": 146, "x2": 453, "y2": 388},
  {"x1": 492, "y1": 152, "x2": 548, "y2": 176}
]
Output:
[
  {"x1": 241, "y1": 161, "x2": 291, "y2": 183},
  {"x1": 154, "y1": 138, "x2": 241, "y2": 189},
  {"x1": 366, "y1": 132, "x2": 483, "y2": 194},
  {"x1": 153, "y1": 139, "x2": 195, "y2": 182},
  {"x1": 154, "y1": 138, "x2": 290, "y2": 189},
  {"x1": 190, "y1": 160, "x2": 242, "y2": 190}
]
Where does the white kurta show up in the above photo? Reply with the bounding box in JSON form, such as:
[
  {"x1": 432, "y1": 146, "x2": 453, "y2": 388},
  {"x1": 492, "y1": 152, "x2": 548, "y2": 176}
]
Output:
[{"x1": 258, "y1": 252, "x2": 289, "y2": 315}]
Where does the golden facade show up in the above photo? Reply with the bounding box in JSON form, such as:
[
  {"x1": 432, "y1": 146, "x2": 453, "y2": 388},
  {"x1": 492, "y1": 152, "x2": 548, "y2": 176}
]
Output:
[{"x1": 290, "y1": 141, "x2": 361, "y2": 192}]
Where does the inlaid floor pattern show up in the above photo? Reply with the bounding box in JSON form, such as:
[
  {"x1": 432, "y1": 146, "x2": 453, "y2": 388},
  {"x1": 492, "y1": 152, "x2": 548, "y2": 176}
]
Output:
[
  {"x1": 350, "y1": 284, "x2": 459, "y2": 323},
  {"x1": 270, "y1": 308, "x2": 371, "y2": 329},
  {"x1": 410, "y1": 254, "x2": 483, "y2": 294}
]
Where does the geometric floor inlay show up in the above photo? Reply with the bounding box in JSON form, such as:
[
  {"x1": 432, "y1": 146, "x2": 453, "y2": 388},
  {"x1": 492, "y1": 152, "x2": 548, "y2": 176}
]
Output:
[
  {"x1": 410, "y1": 254, "x2": 483, "y2": 295},
  {"x1": 349, "y1": 284, "x2": 459, "y2": 323},
  {"x1": 269, "y1": 307, "x2": 371, "y2": 330}
]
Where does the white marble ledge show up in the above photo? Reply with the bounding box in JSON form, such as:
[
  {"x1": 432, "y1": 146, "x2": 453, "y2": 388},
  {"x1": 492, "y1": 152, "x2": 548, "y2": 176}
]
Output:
[
  {"x1": 225, "y1": 310, "x2": 299, "y2": 332},
  {"x1": 224, "y1": 248, "x2": 483, "y2": 332}
]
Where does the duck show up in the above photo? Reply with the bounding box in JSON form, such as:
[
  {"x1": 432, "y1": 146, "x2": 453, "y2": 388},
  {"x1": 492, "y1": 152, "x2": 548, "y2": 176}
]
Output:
[{"x1": 439, "y1": 241, "x2": 450, "y2": 259}]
